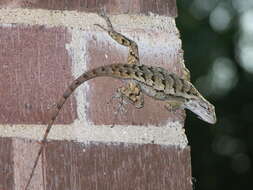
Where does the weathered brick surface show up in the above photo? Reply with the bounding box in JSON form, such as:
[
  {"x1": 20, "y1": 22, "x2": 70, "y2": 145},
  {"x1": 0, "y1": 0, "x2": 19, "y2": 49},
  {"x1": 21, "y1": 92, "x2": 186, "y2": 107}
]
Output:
[
  {"x1": 0, "y1": 0, "x2": 177, "y2": 17},
  {"x1": 0, "y1": 137, "x2": 192, "y2": 190},
  {"x1": 0, "y1": 2, "x2": 191, "y2": 190},
  {"x1": 0, "y1": 137, "x2": 14, "y2": 190},
  {"x1": 43, "y1": 140, "x2": 191, "y2": 190},
  {"x1": 13, "y1": 138, "x2": 44, "y2": 189},
  {"x1": 0, "y1": 25, "x2": 76, "y2": 124}
]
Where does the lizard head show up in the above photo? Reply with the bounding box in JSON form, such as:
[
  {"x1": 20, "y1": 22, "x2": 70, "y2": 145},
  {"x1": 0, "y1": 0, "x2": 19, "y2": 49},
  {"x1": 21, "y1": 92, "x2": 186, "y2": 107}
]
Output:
[{"x1": 184, "y1": 98, "x2": 217, "y2": 124}]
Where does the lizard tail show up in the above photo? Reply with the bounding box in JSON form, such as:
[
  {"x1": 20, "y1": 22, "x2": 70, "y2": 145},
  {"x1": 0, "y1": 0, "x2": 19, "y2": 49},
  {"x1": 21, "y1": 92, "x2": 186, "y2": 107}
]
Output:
[{"x1": 24, "y1": 63, "x2": 131, "y2": 190}]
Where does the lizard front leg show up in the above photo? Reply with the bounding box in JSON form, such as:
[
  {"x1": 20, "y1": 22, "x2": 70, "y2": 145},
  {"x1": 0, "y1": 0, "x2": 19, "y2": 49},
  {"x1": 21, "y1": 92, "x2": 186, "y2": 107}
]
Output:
[{"x1": 164, "y1": 97, "x2": 185, "y2": 112}]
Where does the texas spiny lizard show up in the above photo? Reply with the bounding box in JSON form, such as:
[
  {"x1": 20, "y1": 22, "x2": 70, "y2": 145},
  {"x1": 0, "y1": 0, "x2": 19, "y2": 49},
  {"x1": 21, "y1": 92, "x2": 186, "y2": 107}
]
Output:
[{"x1": 24, "y1": 10, "x2": 216, "y2": 190}]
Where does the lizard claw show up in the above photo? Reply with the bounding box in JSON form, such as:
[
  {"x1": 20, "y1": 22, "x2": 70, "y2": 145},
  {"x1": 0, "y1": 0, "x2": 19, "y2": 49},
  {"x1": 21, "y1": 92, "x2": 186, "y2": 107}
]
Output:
[
  {"x1": 109, "y1": 94, "x2": 127, "y2": 128},
  {"x1": 106, "y1": 90, "x2": 127, "y2": 116},
  {"x1": 115, "y1": 102, "x2": 127, "y2": 115},
  {"x1": 96, "y1": 7, "x2": 114, "y2": 31},
  {"x1": 94, "y1": 23, "x2": 108, "y2": 32},
  {"x1": 106, "y1": 90, "x2": 122, "y2": 105}
]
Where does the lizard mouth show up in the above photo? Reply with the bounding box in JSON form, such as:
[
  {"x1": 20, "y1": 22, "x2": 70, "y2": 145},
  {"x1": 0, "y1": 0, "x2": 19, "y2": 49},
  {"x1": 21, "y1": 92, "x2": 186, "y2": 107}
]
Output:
[{"x1": 197, "y1": 114, "x2": 217, "y2": 124}]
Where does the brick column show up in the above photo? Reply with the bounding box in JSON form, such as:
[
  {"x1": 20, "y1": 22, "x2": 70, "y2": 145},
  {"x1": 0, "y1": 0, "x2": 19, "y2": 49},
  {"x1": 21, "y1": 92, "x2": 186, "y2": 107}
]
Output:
[{"x1": 0, "y1": 1, "x2": 192, "y2": 190}]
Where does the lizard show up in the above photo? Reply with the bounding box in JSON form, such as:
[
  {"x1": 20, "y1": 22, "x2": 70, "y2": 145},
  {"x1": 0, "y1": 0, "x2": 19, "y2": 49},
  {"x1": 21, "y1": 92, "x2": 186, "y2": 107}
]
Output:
[{"x1": 24, "y1": 10, "x2": 216, "y2": 190}]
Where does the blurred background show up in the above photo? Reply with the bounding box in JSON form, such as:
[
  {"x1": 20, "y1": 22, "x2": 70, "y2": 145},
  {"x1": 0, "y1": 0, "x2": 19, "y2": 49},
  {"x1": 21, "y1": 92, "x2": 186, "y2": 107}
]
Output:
[{"x1": 176, "y1": 0, "x2": 253, "y2": 189}]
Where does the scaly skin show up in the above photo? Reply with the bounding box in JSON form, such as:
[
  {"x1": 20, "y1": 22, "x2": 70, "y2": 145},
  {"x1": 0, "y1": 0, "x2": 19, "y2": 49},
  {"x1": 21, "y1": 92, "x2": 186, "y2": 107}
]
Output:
[
  {"x1": 24, "y1": 10, "x2": 216, "y2": 190},
  {"x1": 24, "y1": 62, "x2": 216, "y2": 190}
]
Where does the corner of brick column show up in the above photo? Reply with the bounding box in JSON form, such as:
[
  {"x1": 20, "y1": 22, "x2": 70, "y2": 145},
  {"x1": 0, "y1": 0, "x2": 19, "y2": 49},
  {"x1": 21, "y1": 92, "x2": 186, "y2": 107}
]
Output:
[{"x1": 0, "y1": 1, "x2": 192, "y2": 190}]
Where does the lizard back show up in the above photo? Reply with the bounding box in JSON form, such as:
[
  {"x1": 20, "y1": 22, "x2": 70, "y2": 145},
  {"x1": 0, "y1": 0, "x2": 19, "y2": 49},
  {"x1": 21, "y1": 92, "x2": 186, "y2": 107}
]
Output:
[{"x1": 85, "y1": 63, "x2": 200, "y2": 101}]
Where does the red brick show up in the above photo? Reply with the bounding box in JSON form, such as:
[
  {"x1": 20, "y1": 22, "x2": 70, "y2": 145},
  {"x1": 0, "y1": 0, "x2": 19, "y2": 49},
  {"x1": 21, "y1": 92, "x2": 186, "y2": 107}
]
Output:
[
  {"x1": 0, "y1": 137, "x2": 191, "y2": 190},
  {"x1": 0, "y1": 0, "x2": 177, "y2": 17},
  {"x1": 0, "y1": 25, "x2": 76, "y2": 124},
  {"x1": 44, "y1": 140, "x2": 191, "y2": 190},
  {"x1": 0, "y1": 137, "x2": 14, "y2": 190},
  {"x1": 13, "y1": 138, "x2": 44, "y2": 189}
]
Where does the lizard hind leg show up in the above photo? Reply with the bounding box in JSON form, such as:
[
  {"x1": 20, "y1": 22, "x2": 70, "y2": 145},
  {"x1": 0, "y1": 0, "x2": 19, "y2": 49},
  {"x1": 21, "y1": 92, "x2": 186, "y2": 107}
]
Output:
[{"x1": 95, "y1": 9, "x2": 140, "y2": 65}]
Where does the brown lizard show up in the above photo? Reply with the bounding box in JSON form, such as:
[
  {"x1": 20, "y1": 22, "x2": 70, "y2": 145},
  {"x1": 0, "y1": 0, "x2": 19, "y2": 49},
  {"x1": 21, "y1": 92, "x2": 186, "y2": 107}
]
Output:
[{"x1": 24, "y1": 10, "x2": 216, "y2": 190}]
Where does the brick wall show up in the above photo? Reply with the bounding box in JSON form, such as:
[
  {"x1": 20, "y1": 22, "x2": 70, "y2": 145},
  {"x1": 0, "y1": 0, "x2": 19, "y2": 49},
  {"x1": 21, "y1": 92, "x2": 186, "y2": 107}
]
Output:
[{"x1": 0, "y1": 1, "x2": 192, "y2": 190}]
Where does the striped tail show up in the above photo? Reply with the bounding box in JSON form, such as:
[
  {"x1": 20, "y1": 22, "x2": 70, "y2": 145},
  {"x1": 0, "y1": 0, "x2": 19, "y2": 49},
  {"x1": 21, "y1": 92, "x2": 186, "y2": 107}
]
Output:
[{"x1": 24, "y1": 63, "x2": 131, "y2": 190}]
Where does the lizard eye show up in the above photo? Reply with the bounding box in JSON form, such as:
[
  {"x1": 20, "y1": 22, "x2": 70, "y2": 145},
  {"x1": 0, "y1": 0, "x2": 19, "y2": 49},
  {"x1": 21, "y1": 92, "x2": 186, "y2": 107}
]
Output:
[{"x1": 199, "y1": 102, "x2": 208, "y2": 110}]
